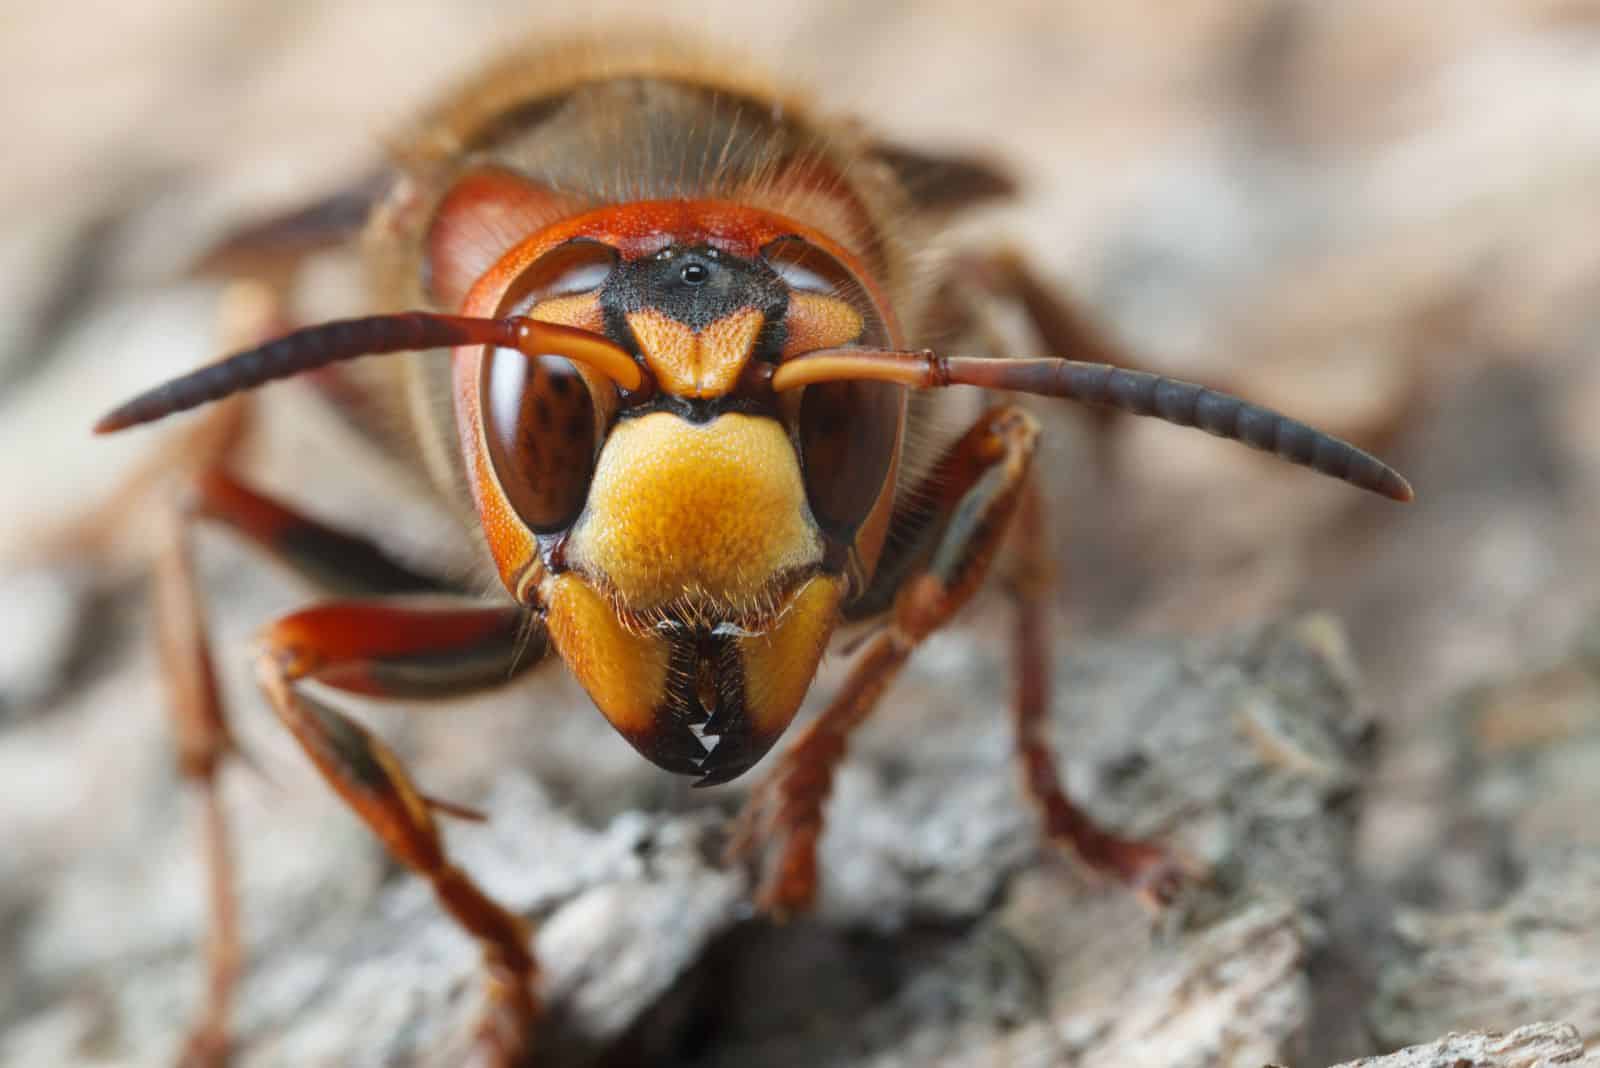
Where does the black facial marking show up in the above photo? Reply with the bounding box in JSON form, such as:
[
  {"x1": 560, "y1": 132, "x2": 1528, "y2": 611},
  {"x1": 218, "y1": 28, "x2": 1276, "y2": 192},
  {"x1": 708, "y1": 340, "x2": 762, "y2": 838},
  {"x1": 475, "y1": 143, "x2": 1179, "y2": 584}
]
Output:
[
  {"x1": 616, "y1": 390, "x2": 783, "y2": 426},
  {"x1": 601, "y1": 243, "x2": 789, "y2": 343}
]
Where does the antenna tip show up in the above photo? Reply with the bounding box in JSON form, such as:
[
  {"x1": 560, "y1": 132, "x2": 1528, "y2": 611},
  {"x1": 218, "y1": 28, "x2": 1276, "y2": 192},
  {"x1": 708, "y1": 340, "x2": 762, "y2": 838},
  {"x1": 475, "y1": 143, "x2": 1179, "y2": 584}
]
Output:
[{"x1": 1378, "y1": 469, "x2": 1415, "y2": 503}]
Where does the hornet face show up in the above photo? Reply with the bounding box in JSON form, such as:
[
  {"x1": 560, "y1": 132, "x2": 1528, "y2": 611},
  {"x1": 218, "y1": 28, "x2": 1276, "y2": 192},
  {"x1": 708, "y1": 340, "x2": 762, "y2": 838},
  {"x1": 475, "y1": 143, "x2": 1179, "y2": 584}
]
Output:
[{"x1": 451, "y1": 198, "x2": 907, "y2": 783}]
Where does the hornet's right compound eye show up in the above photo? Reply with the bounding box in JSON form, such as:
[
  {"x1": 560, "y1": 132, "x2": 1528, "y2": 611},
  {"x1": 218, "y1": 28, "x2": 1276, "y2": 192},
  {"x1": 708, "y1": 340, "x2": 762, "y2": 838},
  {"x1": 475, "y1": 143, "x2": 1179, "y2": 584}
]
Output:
[
  {"x1": 481, "y1": 240, "x2": 621, "y2": 534},
  {"x1": 483, "y1": 351, "x2": 597, "y2": 533}
]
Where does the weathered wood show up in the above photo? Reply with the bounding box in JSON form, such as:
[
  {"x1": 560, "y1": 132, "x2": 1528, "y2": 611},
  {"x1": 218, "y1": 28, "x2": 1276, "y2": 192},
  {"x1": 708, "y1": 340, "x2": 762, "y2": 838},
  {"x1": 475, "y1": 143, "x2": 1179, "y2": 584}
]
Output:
[
  {"x1": 7, "y1": 5, "x2": 1600, "y2": 1067},
  {"x1": 0, "y1": 609, "x2": 1379, "y2": 1066},
  {"x1": 1323, "y1": 1022, "x2": 1598, "y2": 1068}
]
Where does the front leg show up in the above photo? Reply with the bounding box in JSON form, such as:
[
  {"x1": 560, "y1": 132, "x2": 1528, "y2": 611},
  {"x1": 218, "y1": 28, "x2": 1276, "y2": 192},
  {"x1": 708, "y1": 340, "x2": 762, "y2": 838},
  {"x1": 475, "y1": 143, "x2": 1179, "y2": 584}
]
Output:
[
  {"x1": 254, "y1": 598, "x2": 545, "y2": 1067},
  {"x1": 729, "y1": 407, "x2": 1040, "y2": 916},
  {"x1": 156, "y1": 465, "x2": 534, "y2": 1066},
  {"x1": 729, "y1": 406, "x2": 1194, "y2": 918}
]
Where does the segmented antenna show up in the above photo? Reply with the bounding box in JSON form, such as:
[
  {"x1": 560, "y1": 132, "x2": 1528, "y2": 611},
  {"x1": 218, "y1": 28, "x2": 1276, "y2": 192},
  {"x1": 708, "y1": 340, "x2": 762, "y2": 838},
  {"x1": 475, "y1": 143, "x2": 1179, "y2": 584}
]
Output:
[
  {"x1": 1010, "y1": 359, "x2": 1415, "y2": 502},
  {"x1": 94, "y1": 312, "x2": 643, "y2": 433},
  {"x1": 769, "y1": 348, "x2": 1414, "y2": 502}
]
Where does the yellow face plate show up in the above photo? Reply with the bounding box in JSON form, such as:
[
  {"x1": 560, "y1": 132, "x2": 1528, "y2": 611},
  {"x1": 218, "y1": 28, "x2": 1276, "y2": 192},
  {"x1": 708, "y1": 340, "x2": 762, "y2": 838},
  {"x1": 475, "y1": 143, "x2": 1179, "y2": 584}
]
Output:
[{"x1": 566, "y1": 411, "x2": 821, "y2": 621}]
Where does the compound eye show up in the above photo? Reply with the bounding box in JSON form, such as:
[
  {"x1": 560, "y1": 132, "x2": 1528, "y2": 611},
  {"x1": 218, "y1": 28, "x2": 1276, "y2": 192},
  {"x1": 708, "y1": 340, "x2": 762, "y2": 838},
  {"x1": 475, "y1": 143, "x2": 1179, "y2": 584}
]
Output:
[
  {"x1": 762, "y1": 237, "x2": 903, "y2": 542},
  {"x1": 484, "y1": 353, "x2": 596, "y2": 533},
  {"x1": 503, "y1": 239, "x2": 617, "y2": 319},
  {"x1": 481, "y1": 241, "x2": 618, "y2": 533},
  {"x1": 797, "y1": 378, "x2": 903, "y2": 542}
]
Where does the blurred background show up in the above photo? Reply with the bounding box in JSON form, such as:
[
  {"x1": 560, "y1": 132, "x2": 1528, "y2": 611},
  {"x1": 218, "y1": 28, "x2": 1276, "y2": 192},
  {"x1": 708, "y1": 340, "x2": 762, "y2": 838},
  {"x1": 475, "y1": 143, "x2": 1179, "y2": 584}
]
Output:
[{"x1": 3, "y1": 2, "x2": 1600, "y2": 1065}]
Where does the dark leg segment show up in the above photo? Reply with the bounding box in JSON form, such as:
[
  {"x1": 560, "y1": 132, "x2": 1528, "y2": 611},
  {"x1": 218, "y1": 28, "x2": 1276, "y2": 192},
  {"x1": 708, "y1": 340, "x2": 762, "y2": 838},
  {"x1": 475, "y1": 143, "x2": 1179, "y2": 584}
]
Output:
[
  {"x1": 1005, "y1": 479, "x2": 1194, "y2": 909},
  {"x1": 964, "y1": 247, "x2": 1226, "y2": 481},
  {"x1": 140, "y1": 291, "x2": 273, "y2": 1068},
  {"x1": 966, "y1": 248, "x2": 1129, "y2": 370},
  {"x1": 729, "y1": 407, "x2": 1040, "y2": 916},
  {"x1": 259, "y1": 598, "x2": 539, "y2": 699},
  {"x1": 191, "y1": 173, "x2": 389, "y2": 281},
  {"x1": 156, "y1": 460, "x2": 538, "y2": 1065},
  {"x1": 189, "y1": 469, "x2": 447, "y2": 597},
  {"x1": 155, "y1": 507, "x2": 242, "y2": 1068},
  {"x1": 254, "y1": 599, "x2": 543, "y2": 1066}
]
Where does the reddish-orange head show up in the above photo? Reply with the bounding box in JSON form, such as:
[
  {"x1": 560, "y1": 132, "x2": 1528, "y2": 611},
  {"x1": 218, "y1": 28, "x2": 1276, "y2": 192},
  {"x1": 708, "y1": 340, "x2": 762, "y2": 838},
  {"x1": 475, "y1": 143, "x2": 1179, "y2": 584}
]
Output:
[{"x1": 444, "y1": 182, "x2": 906, "y2": 782}]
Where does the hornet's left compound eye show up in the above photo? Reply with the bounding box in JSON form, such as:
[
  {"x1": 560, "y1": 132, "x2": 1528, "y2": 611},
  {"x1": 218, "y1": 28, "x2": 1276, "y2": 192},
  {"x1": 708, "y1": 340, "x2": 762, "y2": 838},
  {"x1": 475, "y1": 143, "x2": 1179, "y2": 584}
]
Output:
[{"x1": 763, "y1": 236, "x2": 904, "y2": 544}]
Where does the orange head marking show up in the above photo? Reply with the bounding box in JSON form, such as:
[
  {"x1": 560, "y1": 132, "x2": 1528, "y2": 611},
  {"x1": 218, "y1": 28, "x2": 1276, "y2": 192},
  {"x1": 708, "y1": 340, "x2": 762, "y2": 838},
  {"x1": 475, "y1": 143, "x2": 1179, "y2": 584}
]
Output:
[
  {"x1": 447, "y1": 198, "x2": 907, "y2": 782},
  {"x1": 613, "y1": 246, "x2": 783, "y2": 398}
]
